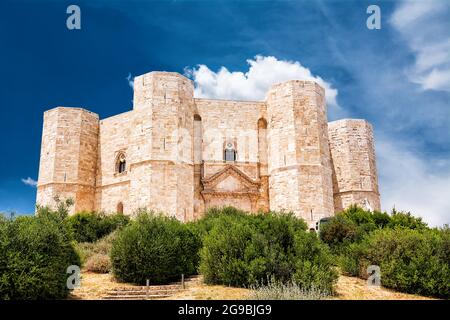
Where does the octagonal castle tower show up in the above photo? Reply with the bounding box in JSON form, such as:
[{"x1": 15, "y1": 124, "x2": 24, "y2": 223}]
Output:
[{"x1": 36, "y1": 71, "x2": 380, "y2": 227}]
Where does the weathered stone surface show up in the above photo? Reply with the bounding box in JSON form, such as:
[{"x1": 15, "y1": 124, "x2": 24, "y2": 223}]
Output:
[
  {"x1": 328, "y1": 119, "x2": 380, "y2": 212},
  {"x1": 36, "y1": 71, "x2": 380, "y2": 227}
]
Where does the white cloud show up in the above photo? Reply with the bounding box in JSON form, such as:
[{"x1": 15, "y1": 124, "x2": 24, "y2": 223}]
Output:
[
  {"x1": 184, "y1": 55, "x2": 449, "y2": 226},
  {"x1": 390, "y1": 0, "x2": 450, "y2": 92},
  {"x1": 126, "y1": 73, "x2": 134, "y2": 89},
  {"x1": 185, "y1": 55, "x2": 341, "y2": 110},
  {"x1": 21, "y1": 177, "x2": 37, "y2": 187},
  {"x1": 377, "y1": 137, "x2": 450, "y2": 227}
]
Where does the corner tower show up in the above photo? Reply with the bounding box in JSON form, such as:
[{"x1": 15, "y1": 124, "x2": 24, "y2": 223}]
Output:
[
  {"x1": 131, "y1": 72, "x2": 195, "y2": 221},
  {"x1": 36, "y1": 107, "x2": 99, "y2": 214},
  {"x1": 266, "y1": 81, "x2": 334, "y2": 226},
  {"x1": 328, "y1": 119, "x2": 380, "y2": 212}
]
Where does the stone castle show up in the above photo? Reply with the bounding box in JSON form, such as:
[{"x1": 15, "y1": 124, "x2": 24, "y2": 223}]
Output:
[{"x1": 36, "y1": 71, "x2": 380, "y2": 227}]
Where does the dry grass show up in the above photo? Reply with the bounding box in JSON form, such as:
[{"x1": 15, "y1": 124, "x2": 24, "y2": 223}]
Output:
[
  {"x1": 84, "y1": 253, "x2": 111, "y2": 273},
  {"x1": 165, "y1": 280, "x2": 250, "y2": 300},
  {"x1": 69, "y1": 271, "x2": 433, "y2": 300},
  {"x1": 68, "y1": 272, "x2": 136, "y2": 300},
  {"x1": 75, "y1": 232, "x2": 116, "y2": 265},
  {"x1": 335, "y1": 275, "x2": 433, "y2": 300}
]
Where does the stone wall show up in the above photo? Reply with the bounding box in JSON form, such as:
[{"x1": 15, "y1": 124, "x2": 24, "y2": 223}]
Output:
[
  {"x1": 36, "y1": 107, "x2": 99, "y2": 214},
  {"x1": 328, "y1": 119, "x2": 380, "y2": 212},
  {"x1": 266, "y1": 81, "x2": 334, "y2": 226},
  {"x1": 134, "y1": 72, "x2": 195, "y2": 219},
  {"x1": 194, "y1": 98, "x2": 270, "y2": 216},
  {"x1": 36, "y1": 71, "x2": 380, "y2": 225}
]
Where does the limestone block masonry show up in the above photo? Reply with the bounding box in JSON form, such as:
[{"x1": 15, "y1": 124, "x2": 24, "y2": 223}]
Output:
[{"x1": 36, "y1": 71, "x2": 380, "y2": 227}]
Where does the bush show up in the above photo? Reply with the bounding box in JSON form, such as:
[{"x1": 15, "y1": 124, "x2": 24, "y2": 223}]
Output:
[
  {"x1": 292, "y1": 232, "x2": 338, "y2": 293},
  {"x1": 198, "y1": 208, "x2": 337, "y2": 292},
  {"x1": 248, "y1": 277, "x2": 331, "y2": 300},
  {"x1": 187, "y1": 206, "x2": 254, "y2": 242},
  {"x1": 75, "y1": 231, "x2": 116, "y2": 270},
  {"x1": 110, "y1": 211, "x2": 201, "y2": 285},
  {"x1": 387, "y1": 208, "x2": 428, "y2": 230},
  {"x1": 320, "y1": 206, "x2": 429, "y2": 255},
  {"x1": 0, "y1": 210, "x2": 80, "y2": 300},
  {"x1": 341, "y1": 227, "x2": 450, "y2": 298},
  {"x1": 66, "y1": 212, "x2": 129, "y2": 243},
  {"x1": 319, "y1": 215, "x2": 358, "y2": 253},
  {"x1": 84, "y1": 254, "x2": 111, "y2": 273}
]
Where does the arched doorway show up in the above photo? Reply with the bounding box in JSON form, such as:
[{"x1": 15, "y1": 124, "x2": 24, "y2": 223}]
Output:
[{"x1": 117, "y1": 202, "x2": 124, "y2": 214}]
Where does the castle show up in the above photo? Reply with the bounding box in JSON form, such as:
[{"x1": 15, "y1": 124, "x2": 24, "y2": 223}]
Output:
[{"x1": 36, "y1": 71, "x2": 380, "y2": 228}]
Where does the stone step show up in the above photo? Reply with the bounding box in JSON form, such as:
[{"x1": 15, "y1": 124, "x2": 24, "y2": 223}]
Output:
[
  {"x1": 101, "y1": 275, "x2": 201, "y2": 300},
  {"x1": 105, "y1": 289, "x2": 183, "y2": 296},
  {"x1": 113, "y1": 285, "x2": 181, "y2": 291},
  {"x1": 102, "y1": 294, "x2": 170, "y2": 300}
]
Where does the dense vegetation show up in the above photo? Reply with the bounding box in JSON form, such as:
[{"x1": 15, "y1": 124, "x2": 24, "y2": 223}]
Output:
[
  {"x1": 319, "y1": 205, "x2": 449, "y2": 298},
  {"x1": 340, "y1": 227, "x2": 450, "y2": 298},
  {"x1": 193, "y1": 207, "x2": 338, "y2": 293},
  {"x1": 0, "y1": 201, "x2": 80, "y2": 300},
  {"x1": 1, "y1": 199, "x2": 448, "y2": 299},
  {"x1": 110, "y1": 211, "x2": 201, "y2": 284},
  {"x1": 66, "y1": 211, "x2": 129, "y2": 243},
  {"x1": 75, "y1": 231, "x2": 117, "y2": 273},
  {"x1": 0, "y1": 198, "x2": 130, "y2": 299}
]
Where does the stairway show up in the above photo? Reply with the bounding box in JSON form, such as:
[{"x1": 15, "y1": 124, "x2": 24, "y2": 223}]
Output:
[{"x1": 102, "y1": 275, "x2": 202, "y2": 300}]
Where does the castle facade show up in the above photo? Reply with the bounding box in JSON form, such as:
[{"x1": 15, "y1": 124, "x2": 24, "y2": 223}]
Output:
[{"x1": 36, "y1": 71, "x2": 380, "y2": 227}]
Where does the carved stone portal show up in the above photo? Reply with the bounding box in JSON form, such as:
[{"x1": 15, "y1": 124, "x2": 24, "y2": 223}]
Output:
[{"x1": 201, "y1": 165, "x2": 261, "y2": 212}]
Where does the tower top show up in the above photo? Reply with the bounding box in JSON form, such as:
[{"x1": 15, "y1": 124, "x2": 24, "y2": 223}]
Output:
[{"x1": 133, "y1": 71, "x2": 194, "y2": 110}]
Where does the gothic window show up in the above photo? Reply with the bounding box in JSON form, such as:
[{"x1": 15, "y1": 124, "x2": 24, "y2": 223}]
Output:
[
  {"x1": 116, "y1": 153, "x2": 126, "y2": 173},
  {"x1": 224, "y1": 142, "x2": 236, "y2": 161}
]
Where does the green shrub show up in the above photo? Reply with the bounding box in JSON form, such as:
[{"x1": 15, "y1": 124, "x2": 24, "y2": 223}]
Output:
[
  {"x1": 198, "y1": 208, "x2": 337, "y2": 292},
  {"x1": 66, "y1": 212, "x2": 129, "y2": 243},
  {"x1": 319, "y1": 215, "x2": 358, "y2": 253},
  {"x1": 110, "y1": 211, "x2": 201, "y2": 285},
  {"x1": 387, "y1": 209, "x2": 428, "y2": 230},
  {"x1": 320, "y1": 206, "x2": 429, "y2": 255},
  {"x1": 341, "y1": 227, "x2": 450, "y2": 298},
  {"x1": 342, "y1": 205, "x2": 377, "y2": 231},
  {"x1": 66, "y1": 212, "x2": 100, "y2": 243},
  {"x1": 187, "y1": 206, "x2": 253, "y2": 242},
  {"x1": 0, "y1": 211, "x2": 80, "y2": 300},
  {"x1": 292, "y1": 232, "x2": 338, "y2": 293}
]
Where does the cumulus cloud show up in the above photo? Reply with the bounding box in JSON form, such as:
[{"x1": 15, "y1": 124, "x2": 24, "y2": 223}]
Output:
[
  {"x1": 390, "y1": 0, "x2": 450, "y2": 92},
  {"x1": 21, "y1": 177, "x2": 37, "y2": 187},
  {"x1": 184, "y1": 55, "x2": 449, "y2": 226},
  {"x1": 377, "y1": 137, "x2": 450, "y2": 227},
  {"x1": 185, "y1": 55, "x2": 340, "y2": 110}
]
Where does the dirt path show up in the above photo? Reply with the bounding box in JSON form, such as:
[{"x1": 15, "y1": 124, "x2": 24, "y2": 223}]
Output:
[{"x1": 69, "y1": 271, "x2": 432, "y2": 300}]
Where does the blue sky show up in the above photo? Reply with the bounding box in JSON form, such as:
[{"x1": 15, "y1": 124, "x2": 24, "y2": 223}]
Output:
[{"x1": 0, "y1": 0, "x2": 449, "y2": 226}]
